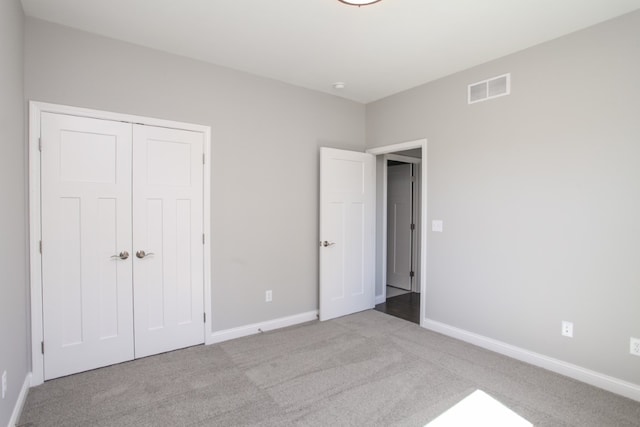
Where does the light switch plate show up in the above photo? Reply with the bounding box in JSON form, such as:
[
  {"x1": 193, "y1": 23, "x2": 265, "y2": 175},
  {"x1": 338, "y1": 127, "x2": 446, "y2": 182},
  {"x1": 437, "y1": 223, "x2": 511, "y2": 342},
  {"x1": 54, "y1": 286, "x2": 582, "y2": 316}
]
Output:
[
  {"x1": 432, "y1": 220, "x2": 443, "y2": 232},
  {"x1": 630, "y1": 337, "x2": 640, "y2": 356}
]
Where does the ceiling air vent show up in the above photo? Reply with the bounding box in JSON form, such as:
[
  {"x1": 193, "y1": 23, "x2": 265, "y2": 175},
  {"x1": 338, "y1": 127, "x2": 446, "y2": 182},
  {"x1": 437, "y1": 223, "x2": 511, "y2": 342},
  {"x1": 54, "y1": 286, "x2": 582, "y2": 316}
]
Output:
[{"x1": 468, "y1": 73, "x2": 510, "y2": 104}]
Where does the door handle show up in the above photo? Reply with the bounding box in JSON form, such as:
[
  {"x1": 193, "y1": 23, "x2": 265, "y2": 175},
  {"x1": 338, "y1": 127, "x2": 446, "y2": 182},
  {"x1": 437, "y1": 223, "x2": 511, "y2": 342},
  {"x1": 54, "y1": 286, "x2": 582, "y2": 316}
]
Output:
[
  {"x1": 110, "y1": 251, "x2": 129, "y2": 260},
  {"x1": 136, "y1": 250, "x2": 155, "y2": 259},
  {"x1": 321, "y1": 241, "x2": 336, "y2": 247}
]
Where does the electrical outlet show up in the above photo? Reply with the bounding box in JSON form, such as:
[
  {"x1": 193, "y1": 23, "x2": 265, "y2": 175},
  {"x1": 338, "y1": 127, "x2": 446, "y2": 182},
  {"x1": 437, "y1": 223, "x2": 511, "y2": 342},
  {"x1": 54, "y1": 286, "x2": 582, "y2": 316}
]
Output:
[
  {"x1": 561, "y1": 321, "x2": 573, "y2": 338},
  {"x1": 630, "y1": 337, "x2": 640, "y2": 357},
  {"x1": 2, "y1": 370, "x2": 6, "y2": 399},
  {"x1": 265, "y1": 290, "x2": 272, "y2": 302}
]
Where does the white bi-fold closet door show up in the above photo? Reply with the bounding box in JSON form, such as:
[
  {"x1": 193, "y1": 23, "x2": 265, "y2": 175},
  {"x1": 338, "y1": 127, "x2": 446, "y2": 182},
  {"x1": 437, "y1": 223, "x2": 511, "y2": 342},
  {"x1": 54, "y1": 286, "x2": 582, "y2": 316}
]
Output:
[{"x1": 40, "y1": 112, "x2": 204, "y2": 380}]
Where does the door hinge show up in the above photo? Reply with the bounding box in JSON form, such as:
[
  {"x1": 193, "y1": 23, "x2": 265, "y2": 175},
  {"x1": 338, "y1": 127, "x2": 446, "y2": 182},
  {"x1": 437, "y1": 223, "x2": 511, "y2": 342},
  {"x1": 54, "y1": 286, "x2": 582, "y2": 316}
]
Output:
[
  {"x1": 410, "y1": 224, "x2": 415, "y2": 231},
  {"x1": 38, "y1": 137, "x2": 42, "y2": 152},
  {"x1": 202, "y1": 153, "x2": 205, "y2": 164},
  {"x1": 203, "y1": 313, "x2": 206, "y2": 323},
  {"x1": 41, "y1": 341, "x2": 44, "y2": 354},
  {"x1": 410, "y1": 271, "x2": 415, "y2": 278},
  {"x1": 39, "y1": 240, "x2": 42, "y2": 254},
  {"x1": 202, "y1": 234, "x2": 205, "y2": 244}
]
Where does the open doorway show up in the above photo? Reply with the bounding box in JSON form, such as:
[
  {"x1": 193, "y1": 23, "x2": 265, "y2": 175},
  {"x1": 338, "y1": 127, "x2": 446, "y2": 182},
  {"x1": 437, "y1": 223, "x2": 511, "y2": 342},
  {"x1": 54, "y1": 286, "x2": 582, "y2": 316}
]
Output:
[
  {"x1": 375, "y1": 151, "x2": 421, "y2": 323},
  {"x1": 366, "y1": 140, "x2": 427, "y2": 326}
]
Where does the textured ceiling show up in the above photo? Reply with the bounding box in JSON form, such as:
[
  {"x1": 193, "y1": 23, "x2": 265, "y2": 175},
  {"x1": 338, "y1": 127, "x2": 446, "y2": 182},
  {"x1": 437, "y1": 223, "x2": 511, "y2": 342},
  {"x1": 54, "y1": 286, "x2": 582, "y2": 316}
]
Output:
[{"x1": 21, "y1": 0, "x2": 640, "y2": 103}]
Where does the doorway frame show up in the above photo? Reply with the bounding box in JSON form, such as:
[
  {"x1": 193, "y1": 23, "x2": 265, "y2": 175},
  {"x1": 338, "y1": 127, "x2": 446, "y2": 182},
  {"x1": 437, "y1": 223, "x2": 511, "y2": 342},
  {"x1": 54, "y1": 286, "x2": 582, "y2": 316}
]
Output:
[
  {"x1": 366, "y1": 139, "x2": 427, "y2": 327},
  {"x1": 383, "y1": 154, "x2": 421, "y2": 297},
  {"x1": 28, "y1": 101, "x2": 213, "y2": 386}
]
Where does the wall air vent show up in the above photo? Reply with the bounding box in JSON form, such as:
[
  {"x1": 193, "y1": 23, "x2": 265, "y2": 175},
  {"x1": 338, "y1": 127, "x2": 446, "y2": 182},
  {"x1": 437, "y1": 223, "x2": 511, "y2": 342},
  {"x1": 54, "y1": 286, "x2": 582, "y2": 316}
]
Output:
[{"x1": 468, "y1": 73, "x2": 510, "y2": 104}]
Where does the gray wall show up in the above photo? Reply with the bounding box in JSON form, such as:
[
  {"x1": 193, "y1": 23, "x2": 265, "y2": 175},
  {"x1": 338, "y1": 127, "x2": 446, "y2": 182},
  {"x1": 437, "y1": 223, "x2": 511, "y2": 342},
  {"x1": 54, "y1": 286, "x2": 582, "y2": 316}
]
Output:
[
  {"x1": 25, "y1": 18, "x2": 365, "y2": 332},
  {"x1": 0, "y1": 0, "x2": 28, "y2": 424},
  {"x1": 367, "y1": 10, "x2": 640, "y2": 385}
]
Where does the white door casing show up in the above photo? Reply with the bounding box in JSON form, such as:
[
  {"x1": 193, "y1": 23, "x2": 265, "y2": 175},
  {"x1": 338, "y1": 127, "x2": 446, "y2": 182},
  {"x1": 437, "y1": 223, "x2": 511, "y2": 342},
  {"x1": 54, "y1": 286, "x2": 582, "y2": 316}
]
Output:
[
  {"x1": 132, "y1": 125, "x2": 205, "y2": 357},
  {"x1": 319, "y1": 147, "x2": 375, "y2": 321},
  {"x1": 367, "y1": 140, "x2": 427, "y2": 326},
  {"x1": 32, "y1": 102, "x2": 211, "y2": 384},
  {"x1": 41, "y1": 113, "x2": 135, "y2": 380},
  {"x1": 386, "y1": 163, "x2": 413, "y2": 291}
]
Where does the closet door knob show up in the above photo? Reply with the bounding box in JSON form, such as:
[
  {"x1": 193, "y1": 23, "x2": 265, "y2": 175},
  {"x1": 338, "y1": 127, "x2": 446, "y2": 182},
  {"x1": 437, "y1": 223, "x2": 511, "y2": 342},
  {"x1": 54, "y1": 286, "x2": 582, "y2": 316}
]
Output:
[
  {"x1": 110, "y1": 251, "x2": 129, "y2": 260},
  {"x1": 136, "y1": 250, "x2": 155, "y2": 259}
]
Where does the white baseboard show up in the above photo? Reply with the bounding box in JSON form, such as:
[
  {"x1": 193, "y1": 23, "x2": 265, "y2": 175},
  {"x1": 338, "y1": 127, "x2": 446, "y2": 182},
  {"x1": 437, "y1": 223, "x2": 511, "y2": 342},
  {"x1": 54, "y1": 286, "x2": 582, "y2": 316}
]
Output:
[
  {"x1": 8, "y1": 372, "x2": 31, "y2": 427},
  {"x1": 423, "y1": 318, "x2": 640, "y2": 402},
  {"x1": 375, "y1": 295, "x2": 385, "y2": 305},
  {"x1": 207, "y1": 310, "x2": 318, "y2": 345}
]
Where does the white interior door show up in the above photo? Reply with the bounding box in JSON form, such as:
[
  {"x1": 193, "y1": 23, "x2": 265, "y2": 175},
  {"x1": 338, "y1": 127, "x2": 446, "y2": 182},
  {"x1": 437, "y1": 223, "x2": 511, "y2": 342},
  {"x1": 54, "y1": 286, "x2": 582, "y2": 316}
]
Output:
[
  {"x1": 41, "y1": 113, "x2": 134, "y2": 380},
  {"x1": 387, "y1": 163, "x2": 413, "y2": 291},
  {"x1": 319, "y1": 147, "x2": 375, "y2": 321},
  {"x1": 132, "y1": 125, "x2": 205, "y2": 357}
]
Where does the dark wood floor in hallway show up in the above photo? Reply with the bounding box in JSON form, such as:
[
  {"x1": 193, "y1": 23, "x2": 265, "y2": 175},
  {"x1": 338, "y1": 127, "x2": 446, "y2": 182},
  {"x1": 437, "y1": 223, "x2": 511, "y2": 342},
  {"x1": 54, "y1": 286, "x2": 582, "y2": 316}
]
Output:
[{"x1": 374, "y1": 292, "x2": 420, "y2": 324}]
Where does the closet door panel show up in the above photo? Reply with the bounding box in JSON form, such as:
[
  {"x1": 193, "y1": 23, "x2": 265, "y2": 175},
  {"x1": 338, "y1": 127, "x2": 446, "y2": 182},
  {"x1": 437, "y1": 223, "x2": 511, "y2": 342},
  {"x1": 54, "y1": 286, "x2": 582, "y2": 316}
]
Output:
[
  {"x1": 132, "y1": 125, "x2": 205, "y2": 357},
  {"x1": 41, "y1": 113, "x2": 134, "y2": 380}
]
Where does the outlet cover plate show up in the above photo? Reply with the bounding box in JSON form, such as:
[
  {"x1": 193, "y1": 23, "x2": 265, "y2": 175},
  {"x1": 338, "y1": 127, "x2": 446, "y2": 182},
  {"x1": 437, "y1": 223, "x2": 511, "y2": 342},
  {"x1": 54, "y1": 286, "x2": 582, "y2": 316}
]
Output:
[
  {"x1": 265, "y1": 290, "x2": 272, "y2": 303},
  {"x1": 631, "y1": 337, "x2": 640, "y2": 356},
  {"x1": 1, "y1": 370, "x2": 6, "y2": 399},
  {"x1": 561, "y1": 321, "x2": 573, "y2": 338}
]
